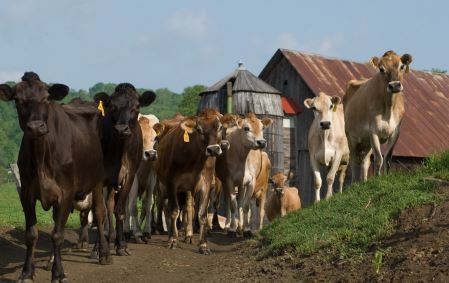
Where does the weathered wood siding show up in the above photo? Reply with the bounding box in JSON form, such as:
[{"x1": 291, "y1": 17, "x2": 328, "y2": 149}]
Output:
[{"x1": 283, "y1": 125, "x2": 295, "y2": 174}]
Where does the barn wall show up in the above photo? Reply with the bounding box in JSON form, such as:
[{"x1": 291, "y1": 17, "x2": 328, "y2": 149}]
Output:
[
  {"x1": 283, "y1": 125, "x2": 295, "y2": 174},
  {"x1": 197, "y1": 89, "x2": 227, "y2": 114},
  {"x1": 260, "y1": 56, "x2": 316, "y2": 205}
]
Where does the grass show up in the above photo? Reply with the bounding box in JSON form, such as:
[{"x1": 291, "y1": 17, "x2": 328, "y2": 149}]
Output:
[
  {"x1": 259, "y1": 151, "x2": 449, "y2": 259},
  {"x1": 0, "y1": 182, "x2": 79, "y2": 229}
]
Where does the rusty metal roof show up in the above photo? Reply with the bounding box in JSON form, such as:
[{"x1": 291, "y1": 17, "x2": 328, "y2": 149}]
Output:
[{"x1": 262, "y1": 48, "x2": 449, "y2": 158}]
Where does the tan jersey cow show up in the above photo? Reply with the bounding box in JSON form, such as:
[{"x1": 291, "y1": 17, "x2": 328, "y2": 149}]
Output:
[
  {"x1": 343, "y1": 50, "x2": 412, "y2": 181},
  {"x1": 125, "y1": 114, "x2": 159, "y2": 243},
  {"x1": 215, "y1": 113, "x2": 273, "y2": 237},
  {"x1": 266, "y1": 172, "x2": 301, "y2": 221},
  {"x1": 304, "y1": 92, "x2": 349, "y2": 202}
]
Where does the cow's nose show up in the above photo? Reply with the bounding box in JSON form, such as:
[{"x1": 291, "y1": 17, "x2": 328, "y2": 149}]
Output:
[
  {"x1": 26, "y1": 120, "x2": 48, "y2": 136},
  {"x1": 256, "y1": 140, "x2": 267, "y2": 149},
  {"x1": 220, "y1": 140, "x2": 230, "y2": 151},
  {"x1": 206, "y1": 144, "x2": 222, "y2": 156},
  {"x1": 388, "y1": 81, "x2": 403, "y2": 93},
  {"x1": 144, "y1": 150, "x2": 157, "y2": 161},
  {"x1": 320, "y1": 121, "x2": 331, "y2": 129},
  {"x1": 114, "y1": 124, "x2": 131, "y2": 136}
]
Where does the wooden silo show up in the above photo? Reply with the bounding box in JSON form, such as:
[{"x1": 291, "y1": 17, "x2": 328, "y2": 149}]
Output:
[{"x1": 198, "y1": 63, "x2": 284, "y2": 174}]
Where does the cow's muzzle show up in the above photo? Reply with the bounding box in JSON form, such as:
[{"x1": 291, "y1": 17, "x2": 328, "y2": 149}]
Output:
[
  {"x1": 26, "y1": 120, "x2": 48, "y2": 137},
  {"x1": 256, "y1": 139, "x2": 267, "y2": 149},
  {"x1": 320, "y1": 121, "x2": 331, "y2": 130},
  {"x1": 114, "y1": 124, "x2": 131, "y2": 137},
  {"x1": 220, "y1": 140, "x2": 230, "y2": 151},
  {"x1": 206, "y1": 144, "x2": 222, "y2": 157},
  {"x1": 144, "y1": 149, "x2": 157, "y2": 161},
  {"x1": 388, "y1": 81, "x2": 403, "y2": 93}
]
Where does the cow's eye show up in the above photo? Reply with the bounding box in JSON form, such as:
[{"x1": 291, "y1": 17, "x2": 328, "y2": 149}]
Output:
[
  {"x1": 244, "y1": 126, "x2": 250, "y2": 132},
  {"x1": 379, "y1": 66, "x2": 386, "y2": 73},
  {"x1": 400, "y1": 64, "x2": 406, "y2": 70},
  {"x1": 218, "y1": 125, "x2": 223, "y2": 131},
  {"x1": 329, "y1": 105, "x2": 333, "y2": 110},
  {"x1": 311, "y1": 106, "x2": 317, "y2": 111}
]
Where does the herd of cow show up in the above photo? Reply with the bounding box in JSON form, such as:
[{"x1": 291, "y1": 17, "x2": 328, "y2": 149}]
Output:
[{"x1": 0, "y1": 50, "x2": 412, "y2": 282}]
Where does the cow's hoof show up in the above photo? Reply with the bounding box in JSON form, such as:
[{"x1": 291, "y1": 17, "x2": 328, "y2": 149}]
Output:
[
  {"x1": 227, "y1": 231, "x2": 237, "y2": 238},
  {"x1": 51, "y1": 277, "x2": 68, "y2": 283},
  {"x1": 116, "y1": 248, "x2": 132, "y2": 256},
  {"x1": 18, "y1": 278, "x2": 34, "y2": 283},
  {"x1": 134, "y1": 236, "x2": 145, "y2": 244},
  {"x1": 211, "y1": 225, "x2": 223, "y2": 232},
  {"x1": 73, "y1": 241, "x2": 89, "y2": 251},
  {"x1": 168, "y1": 239, "x2": 178, "y2": 249},
  {"x1": 243, "y1": 230, "x2": 253, "y2": 238},
  {"x1": 99, "y1": 254, "x2": 113, "y2": 265},
  {"x1": 89, "y1": 250, "x2": 99, "y2": 260},
  {"x1": 142, "y1": 233, "x2": 151, "y2": 243},
  {"x1": 199, "y1": 246, "x2": 212, "y2": 255}
]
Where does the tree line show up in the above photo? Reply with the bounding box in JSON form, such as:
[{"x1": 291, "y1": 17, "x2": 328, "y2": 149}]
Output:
[{"x1": 0, "y1": 82, "x2": 206, "y2": 183}]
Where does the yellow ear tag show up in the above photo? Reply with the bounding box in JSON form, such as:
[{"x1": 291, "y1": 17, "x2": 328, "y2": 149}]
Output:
[
  {"x1": 98, "y1": 100, "x2": 105, "y2": 117},
  {"x1": 183, "y1": 130, "x2": 190, "y2": 142},
  {"x1": 332, "y1": 104, "x2": 337, "y2": 112}
]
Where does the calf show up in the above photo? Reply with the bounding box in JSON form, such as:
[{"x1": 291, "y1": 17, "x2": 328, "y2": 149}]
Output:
[
  {"x1": 125, "y1": 114, "x2": 159, "y2": 243},
  {"x1": 266, "y1": 172, "x2": 301, "y2": 221},
  {"x1": 155, "y1": 109, "x2": 228, "y2": 254},
  {"x1": 0, "y1": 72, "x2": 104, "y2": 282},
  {"x1": 93, "y1": 83, "x2": 155, "y2": 264},
  {"x1": 343, "y1": 51, "x2": 412, "y2": 181},
  {"x1": 215, "y1": 113, "x2": 273, "y2": 237},
  {"x1": 304, "y1": 92, "x2": 349, "y2": 202}
]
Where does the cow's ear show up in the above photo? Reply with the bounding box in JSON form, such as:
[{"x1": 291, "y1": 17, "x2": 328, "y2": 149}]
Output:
[
  {"x1": 139, "y1": 91, "x2": 156, "y2": 107},
  {"x1": 331, "y1": 96, "x2": 341, "y2": 105},
  {"x1": 48, "y1": 84, "x2": 69, "y2": 101},
  {"x1": 262, "y1": 117, "x2": 273, "y2": 127},
  {"x1": 153, "y1": 123, "x2": 165, "y2": 136},
  {"x1": 220, "y1": 114, "x2": 237, "y2": 128},
  {"x1": 401, "y1": 54, "x2": 413, "y2": 73},
  {"x1": 236, "y1": 117, "x2": 244, "y2": 128},
  {"x1": 287, "y1": 170, "x2": 294, "y2": 181},
  {"x1": 180, "y1": 118, "x2": 197, "y2": 134},
  {"x1": 370, "y1": 56, "x2": 380, "y2": 68},
  {"x1": 94, "y1": 92, "x2": 110, "y2": 105},
  {"x1": 304, "y1": 98, "x2": 313, "y2": 109},
  {"x1": 0, "y1": 84, "x2": 14, "y2": 101}
]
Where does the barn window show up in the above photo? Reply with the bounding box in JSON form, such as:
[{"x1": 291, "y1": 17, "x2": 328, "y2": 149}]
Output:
[{"x1": 283, "y1": 116, "x2": 295, "y2": 128}]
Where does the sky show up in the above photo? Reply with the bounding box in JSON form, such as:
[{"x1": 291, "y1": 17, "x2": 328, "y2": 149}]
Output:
[{"x1": 0, "y1": 0, "x2": 447, "y2": 93}]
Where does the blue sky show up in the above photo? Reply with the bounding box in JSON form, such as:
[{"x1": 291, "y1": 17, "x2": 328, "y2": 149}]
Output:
[{"x1": 0, "y1": 0, "x2": 447, "y2": 92}]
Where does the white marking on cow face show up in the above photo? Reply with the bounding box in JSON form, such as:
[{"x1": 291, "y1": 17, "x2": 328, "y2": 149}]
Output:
[{"x1": 139, "y1": 114, "x2": 159, "y2": 161}]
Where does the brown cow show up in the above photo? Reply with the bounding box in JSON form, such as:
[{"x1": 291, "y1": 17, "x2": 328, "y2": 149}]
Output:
[
  {"x1": 0, "y1": 72, "x2": 104, "y2": 282},
  {"x1": 266, "y1": 172, "x2": 301, "y2": 221},
  {"x1": 215, "y1": 113, "x2": 273, "y2": 237},
  {"x1": 304, "y1": 92, "x2": 349, "y2": 202},
  {"x1": 155, "y1": 109, "x2": 229, "y2": 254},
  {"x1": 343, "y1": 50, "x2": 412, "y2": 181}
]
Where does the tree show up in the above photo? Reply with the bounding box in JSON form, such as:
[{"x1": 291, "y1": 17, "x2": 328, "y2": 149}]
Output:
[
  {"x1": 177, "y1": 85, "x2": 207, "y2": 116},
  {"x1": 431, "y1": 68, "x2": 447, "y2": 74}
]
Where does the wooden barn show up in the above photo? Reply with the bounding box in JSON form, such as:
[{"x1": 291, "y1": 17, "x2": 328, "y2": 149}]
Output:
[
  {"x1": 197, "y1": 62, "x2": 284, "y2": 174},
  {"x1": 259, "y1": 48, "x2": 449, "y2": 205}
]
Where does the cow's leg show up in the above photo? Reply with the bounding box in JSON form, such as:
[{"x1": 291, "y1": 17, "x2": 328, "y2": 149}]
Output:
[
  {"x1": 338, "y1": 164, "x2": 348, "y2": 193},
  {"x1": 76, "y1": 210, "x2": 89, "y2": 250},
  {"x1": 325, "y1": 155, "x2": 342, "y2": 200},
  {"x1": 348, "y1": 138, "x2": 361, "y2": 183},
  {"x1": 223, "y1": 180, "x2": 237, "y2": 238},
  {"x1": 237, "y1": 185, "x2": 245, "y2": 235},
  {"x1": 361, "y1": 149, "x2": 372, "y2": 182},
  {"x1": 18, "y1": 196, "x2": 38, "y2": 282},
  {"x1": 106, "y1": 188, "x2": 116, "y2": 247},
  {"x1": 383, "y1": 126, "x2": 400, "y2": 175},
  {"x1": 50, "y1": 198, "x2": 72, "y2": 283},
  {"x1": 167, "y1": 185, "x2": 180, "y2": 249},
  {"x1": 198, "y1": 181, "x2": 212, "y2": 254},
  {"x1": 184, "y1": 191, "x2": 194, "y2": 244},
  {"x1": 114, "y1": 177, "x2": 135, "y2": 256},
  {"x1": 127, "y1": 176, "x2": 144, "y2": 243},
  {"x1": 142, "y1": 172, "x2": 156, "y2": 242},
  {"x1": 258, "y1": 194, "x2": 266, "y2": 231},
  {"x1": 211, "y1": 185, "x2": 222, "y2": 232},
  {"x1": 93, "y1": 185, "x2": 112, "y2": 265},
  {"x1": 310, "y1": 158, "x2": 322, "y2": 203},
  {"x1": 242, "y1": 181, "x2": 254, "y2": 237},
  {"x1": 370, "y1": 133, "x2": 383, "y2": 176}
]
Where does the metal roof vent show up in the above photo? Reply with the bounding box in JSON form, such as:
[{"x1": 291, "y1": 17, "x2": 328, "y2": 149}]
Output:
[{"x1": 237, "y1": 60, "x2": 246, "y2": 70}]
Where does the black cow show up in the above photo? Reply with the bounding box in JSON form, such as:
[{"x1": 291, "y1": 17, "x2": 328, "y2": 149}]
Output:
[
  {"x1": 92, "y1": 83, "x2": 155, "y2": 264},
  {"x1": 0, "y1": 72, "x2": 104, "y2": 282}
]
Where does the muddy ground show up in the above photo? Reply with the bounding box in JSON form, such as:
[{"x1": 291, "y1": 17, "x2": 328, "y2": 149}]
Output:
[{"x1": 2, "y1": 192, "x2": 449, "y2": 282}]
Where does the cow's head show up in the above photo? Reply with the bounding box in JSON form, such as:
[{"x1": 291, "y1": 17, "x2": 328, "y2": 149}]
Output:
[
  {"x1": 94, "y1": 83, "x2": 156, "y2": 138},
  {"x1": 0, "y1": 72, "x2": 69, "y2": 137},
  {"x1": 269, "y1": 172, "x2": 287, "y2": 197},
  {"x1": 370, "y1": 50, "x2": 413, "y2": 94},
  {"x1": 304, "y1": 92, "x2": 340, "y2": 130},
  {"x1": 180, "y1": 108, "x2": 228, "y2": 157},
  {"x1": 138, "y1": 114, "x2": 159, "y2": 161},
  {"x1": 233, "y1": 112, "x2": 272, "y2": 150}
]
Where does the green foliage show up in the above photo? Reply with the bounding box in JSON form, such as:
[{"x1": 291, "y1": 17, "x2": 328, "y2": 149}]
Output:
[
  {"x1": 0, "y1": 183, "x2": 78, "y2": 228},
  {"x1": 258, "y1": 153, "x2": 447, "y2": 259},
  {"x1": 431, "y1": 68, "x2": 448, "y2": 74},
  {"x1": 372, "y1": 249, "x2": 384, "y2": 274},
  {"x1": 177, "y1": 85, "x2": 206, "y2": 116}
]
